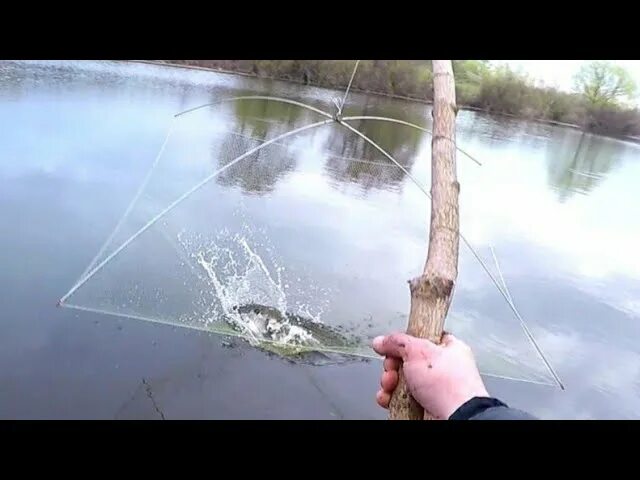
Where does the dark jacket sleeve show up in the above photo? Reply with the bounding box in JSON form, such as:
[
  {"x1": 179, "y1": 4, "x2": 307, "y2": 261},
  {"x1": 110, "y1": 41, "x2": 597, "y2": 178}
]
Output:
[{"x1": 448, "y1": 397, "x2": 537, "y2": 420}]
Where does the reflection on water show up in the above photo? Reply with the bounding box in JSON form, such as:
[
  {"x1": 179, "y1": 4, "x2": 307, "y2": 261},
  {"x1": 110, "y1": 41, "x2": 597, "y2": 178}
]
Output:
[
  {"x1": 546, "y1": 131, "x2": 625, "y2": 200},
  {"x1": 323, "y1": 118, "x2": 424, "y2": 194},
  {"x1": 2, "y1": 60, "x2": 640, "y2": 418},
  {"x1": 233, "y1": 97, "x2": 306, "y2": 138},
  {"x1": 214, "y1": 99, "x2": 322, "y2": 195},
  {"x1": 207, "y1": 95, "x2": 428, "y2": 196}
]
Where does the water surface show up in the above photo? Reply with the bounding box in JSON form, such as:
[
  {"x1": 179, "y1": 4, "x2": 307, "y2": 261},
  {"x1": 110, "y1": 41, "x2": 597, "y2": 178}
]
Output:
[{"x1": 1, "y1": 60, "x2": 639, "y2": 419}]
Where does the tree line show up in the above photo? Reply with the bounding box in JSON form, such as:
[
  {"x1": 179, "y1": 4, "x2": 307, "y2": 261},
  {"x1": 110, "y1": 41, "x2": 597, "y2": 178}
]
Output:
[{"x1": 160, "y1": 60, "x2": 640, "y2": 139}]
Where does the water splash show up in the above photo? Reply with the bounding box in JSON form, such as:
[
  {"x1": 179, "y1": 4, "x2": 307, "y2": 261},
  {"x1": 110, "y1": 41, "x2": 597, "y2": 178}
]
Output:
[{"x1": 177, "y1": 224, "x2": 334, "y2": 352}]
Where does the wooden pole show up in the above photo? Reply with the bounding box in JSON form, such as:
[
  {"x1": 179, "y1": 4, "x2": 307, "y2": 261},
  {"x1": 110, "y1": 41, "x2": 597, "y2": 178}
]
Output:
[{"x1": 388, "y1": 60, "x2": 460, "y2": 420}]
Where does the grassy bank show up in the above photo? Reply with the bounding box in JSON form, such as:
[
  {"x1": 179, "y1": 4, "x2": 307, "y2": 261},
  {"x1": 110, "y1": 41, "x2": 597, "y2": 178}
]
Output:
[{"x1": 150, "y1": 60, "x2": 640, "y2": 139}]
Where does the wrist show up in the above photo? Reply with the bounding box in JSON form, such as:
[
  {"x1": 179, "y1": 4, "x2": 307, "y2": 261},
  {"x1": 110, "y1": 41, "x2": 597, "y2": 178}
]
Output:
[
  {"x1": 448, "y1": 396, "x2": 506, "y2": 420},
  {"x1": 442, "y1": 386, "x2": 490, "y2": 419}
]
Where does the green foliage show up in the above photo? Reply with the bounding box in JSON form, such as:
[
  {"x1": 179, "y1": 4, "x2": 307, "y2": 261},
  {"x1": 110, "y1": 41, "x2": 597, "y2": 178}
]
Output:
[
  {"x1": 473, "y1": 65, "x2": 532, "y2": 115},
  {"x1": 453, "y1": 60, "x2": 490, "y2": 103},
  {"x1": 573, "y1": 61, "x2": 637, "y2": 108},
  {"x1": 165, "y1": 60, "x2": 640, "y2": 139}
]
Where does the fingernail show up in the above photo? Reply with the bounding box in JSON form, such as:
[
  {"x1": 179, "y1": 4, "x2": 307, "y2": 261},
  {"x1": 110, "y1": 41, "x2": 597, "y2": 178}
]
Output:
[{"x1": 372, "y1": 336, "x2": 385, "y2": 350}]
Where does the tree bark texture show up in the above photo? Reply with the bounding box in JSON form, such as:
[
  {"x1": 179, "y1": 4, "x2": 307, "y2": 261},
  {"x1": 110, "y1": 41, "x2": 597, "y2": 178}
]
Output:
[{"x1": 388, "y1": 60, "x2": 460, "y2": 420}]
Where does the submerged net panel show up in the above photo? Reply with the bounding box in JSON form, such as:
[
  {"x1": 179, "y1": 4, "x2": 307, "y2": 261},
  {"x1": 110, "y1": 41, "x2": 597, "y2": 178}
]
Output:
[{"x1": 63, "y1": 99, "x2": 558, "y2": 386}]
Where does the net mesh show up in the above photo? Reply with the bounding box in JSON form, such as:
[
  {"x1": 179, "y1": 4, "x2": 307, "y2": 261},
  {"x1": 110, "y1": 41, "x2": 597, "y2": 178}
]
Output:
[{"x1": 62, "y1": 98, "x2": 558, "y2": 386}]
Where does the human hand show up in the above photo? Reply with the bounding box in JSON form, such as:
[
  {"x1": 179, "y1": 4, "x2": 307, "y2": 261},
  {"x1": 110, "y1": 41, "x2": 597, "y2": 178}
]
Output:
[{"x1": 373, "y1": 332, "x2": 489, "y2": 419}]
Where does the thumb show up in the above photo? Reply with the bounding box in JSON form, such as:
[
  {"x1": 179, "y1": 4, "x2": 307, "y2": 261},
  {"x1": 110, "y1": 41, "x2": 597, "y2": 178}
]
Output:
[{"x1": 372, "y1": 333, "x2": 415, "y2": 361}]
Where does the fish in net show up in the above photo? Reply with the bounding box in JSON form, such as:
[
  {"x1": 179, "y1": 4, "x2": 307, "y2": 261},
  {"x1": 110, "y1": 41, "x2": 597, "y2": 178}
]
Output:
[{"x1": 59, "y1": 63, "x2": 563, "y2": 388}]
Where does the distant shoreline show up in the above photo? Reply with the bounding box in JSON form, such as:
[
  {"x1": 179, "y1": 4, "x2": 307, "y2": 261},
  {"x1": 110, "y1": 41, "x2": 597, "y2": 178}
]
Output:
[{"x1": 129, "y1": 60, "x2": 640, "y2": 143}]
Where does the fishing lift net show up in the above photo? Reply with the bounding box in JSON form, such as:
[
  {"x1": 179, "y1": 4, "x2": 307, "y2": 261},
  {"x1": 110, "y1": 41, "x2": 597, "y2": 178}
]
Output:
[{"x1": 59, "y1": 63, "x2": 563, "y2": 389}]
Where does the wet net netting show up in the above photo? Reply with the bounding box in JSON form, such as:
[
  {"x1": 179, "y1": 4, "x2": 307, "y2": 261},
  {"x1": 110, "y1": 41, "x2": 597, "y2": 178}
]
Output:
[{"x1": 60, "y1": 62, "x2": 563, "y2": 388}]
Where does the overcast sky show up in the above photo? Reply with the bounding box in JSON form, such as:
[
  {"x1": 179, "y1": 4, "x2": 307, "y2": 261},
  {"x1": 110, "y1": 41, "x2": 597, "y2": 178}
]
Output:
[{"x1": 498, "y1": 60, "x2": 640, "y2": 105}]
